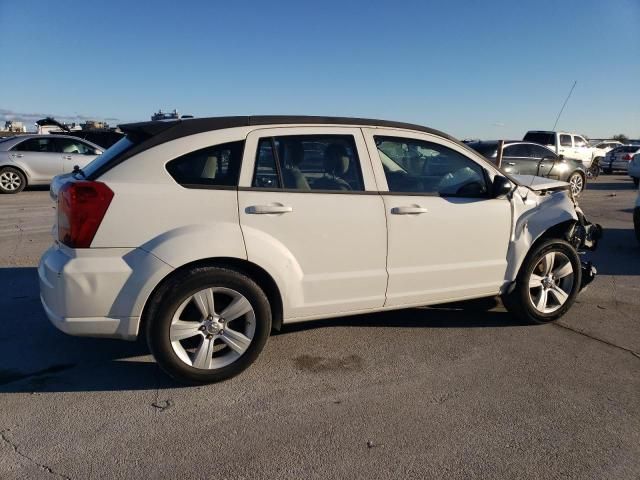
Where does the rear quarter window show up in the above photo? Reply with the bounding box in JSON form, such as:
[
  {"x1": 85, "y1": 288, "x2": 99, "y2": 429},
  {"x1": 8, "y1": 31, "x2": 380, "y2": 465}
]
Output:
[{"x1": 166, "y1": 141, "x2": 244, "y2": 188}]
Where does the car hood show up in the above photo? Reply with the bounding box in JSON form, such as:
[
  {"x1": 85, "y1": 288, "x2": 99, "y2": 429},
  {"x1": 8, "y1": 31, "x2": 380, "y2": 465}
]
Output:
[{"x1": 510, "y1": 174, "x2": 570, "y2": 192}]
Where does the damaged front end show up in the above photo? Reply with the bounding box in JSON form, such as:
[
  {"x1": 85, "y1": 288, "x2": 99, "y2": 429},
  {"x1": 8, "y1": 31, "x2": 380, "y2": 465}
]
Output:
[
  {"x1": 505, "y1": 175, "x2": 603, "y2": 293},
  {"x1": 566, "y1": 209, "x2": 602, "y2": 290}
]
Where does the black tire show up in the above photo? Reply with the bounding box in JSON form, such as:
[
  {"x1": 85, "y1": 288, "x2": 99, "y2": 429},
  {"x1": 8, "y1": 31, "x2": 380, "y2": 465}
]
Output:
[
  {"x1": 634, "y1": 207, "x2": 640, "y2": 244},
  {"x1": 633, "y1": 177, "x2": 639, "y2": 187},
  {"x1": 146, "y1": 266, "x2": 272, "y2": 384},
  {"x1": 567, "y1": 171, "x2": 585, "y2": 196},
  {"x1": 503, "y1": 239, "x2": 582, "y2": 324},
  {"x1": 0, "y1": 167, "x2": 26, "y2": 194}
]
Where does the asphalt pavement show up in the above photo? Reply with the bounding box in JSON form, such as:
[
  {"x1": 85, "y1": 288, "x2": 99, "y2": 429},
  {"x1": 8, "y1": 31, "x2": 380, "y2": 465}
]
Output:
[{"x1": 1, "y1": 176, "x2": 638, "y2": 479}]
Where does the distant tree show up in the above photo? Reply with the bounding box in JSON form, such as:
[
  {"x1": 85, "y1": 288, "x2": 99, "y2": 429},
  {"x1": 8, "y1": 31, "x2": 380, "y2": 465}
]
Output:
[{"x1": 612, "y1": 134, "x2": 629, "y2": 143}]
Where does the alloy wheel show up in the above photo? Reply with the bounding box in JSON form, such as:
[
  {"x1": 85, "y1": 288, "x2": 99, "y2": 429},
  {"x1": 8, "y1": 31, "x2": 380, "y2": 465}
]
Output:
[
  {"x1": 528, "y1": 251, "x2": 574, "y2": 314},
  {"x1": 0, "y1": 171, "x2": 22, "y2": 191},
  {"x1": 569, "y1": 174, "x2": 584, "y2": 196},
  {"x1": 169, "y1": 287, "x2": 256, "y2": 370}
]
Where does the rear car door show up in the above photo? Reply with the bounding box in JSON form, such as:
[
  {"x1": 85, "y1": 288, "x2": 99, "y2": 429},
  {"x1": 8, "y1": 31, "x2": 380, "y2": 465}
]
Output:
[
  {"x1": 363, "y1": 129, "x2": 511, "y2": 306},
  {"x1": 238, "y1": 127, "x2": 388, "y2": 320},
  {"x1": 53, "y1": 137, "x2": 101, "y2": 173},
  {"x1": 502, "y1": 144, "x2": 536, "y2": 175},
  {"x1": 10, "y1": 137, "x2": 61, "y2": 181}
]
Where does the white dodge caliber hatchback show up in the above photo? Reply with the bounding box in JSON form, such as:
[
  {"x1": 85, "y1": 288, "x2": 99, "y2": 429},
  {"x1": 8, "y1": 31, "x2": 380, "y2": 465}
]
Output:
[{"x1": 39, "y1": 116, "x2": 601, "y2": 384}]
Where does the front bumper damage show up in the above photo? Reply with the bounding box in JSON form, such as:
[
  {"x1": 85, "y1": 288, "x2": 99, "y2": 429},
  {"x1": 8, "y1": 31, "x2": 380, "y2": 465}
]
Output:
[{"x1": 567, "y1": 210, "x2": 602, "y2": 290}]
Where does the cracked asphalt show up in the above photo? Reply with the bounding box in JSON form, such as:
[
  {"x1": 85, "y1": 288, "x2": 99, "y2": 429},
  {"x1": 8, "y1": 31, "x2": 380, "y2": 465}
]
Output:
[{"x1": 1, "y1": 177, "x2": 639, "y2": 479}]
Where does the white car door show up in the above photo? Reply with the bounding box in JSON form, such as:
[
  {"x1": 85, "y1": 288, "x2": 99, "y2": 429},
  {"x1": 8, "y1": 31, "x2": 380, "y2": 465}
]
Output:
[
  {"x1": 238, "y1": 127, "x2": 388, "y2": 320},
  {"x1": 572, "y1": 135, "x2": 592, "y2": 166},
  {"x1": 557, "y1": 134, "x2": 574, "y2": 159},
  {"x1": 54, "y1": 137, "x2": 101, "y2": 173},
  {"x1": 362, "y1": 128, "x2": 512, "y2": 307}
]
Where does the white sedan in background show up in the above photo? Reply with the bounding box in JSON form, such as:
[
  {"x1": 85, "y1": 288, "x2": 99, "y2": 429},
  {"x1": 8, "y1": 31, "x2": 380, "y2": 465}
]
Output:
[
  {"x1": 0, "y1": 134, "x2": 103, "y2": 193},
  {"x1": 628, "y1": 153, "x2": 640, "y2": 187}
]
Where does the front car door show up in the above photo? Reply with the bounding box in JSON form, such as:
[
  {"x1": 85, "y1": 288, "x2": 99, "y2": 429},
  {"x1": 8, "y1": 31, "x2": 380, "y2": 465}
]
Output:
[
  {"x1": 238, "y1": 127, "x2": 388, "y2": 321},
  {"x1": 572, "y1": 135, "x2": 591, "y2": 166},
  {"x1": 363, "y1": 128, "x2": 511, "y2": 306},
  {"x1": 10, "y1": 137, "x2": 61, "y2": 182},
  {"x1": 53, "y1": 137, "x2": 101, "y2": 173},
  {"x1": 529, "y1": 144, "x2": 559, "y2": 178},
  {"x1": 558, "y1": 134, "x2": 574, "y2": 159}
]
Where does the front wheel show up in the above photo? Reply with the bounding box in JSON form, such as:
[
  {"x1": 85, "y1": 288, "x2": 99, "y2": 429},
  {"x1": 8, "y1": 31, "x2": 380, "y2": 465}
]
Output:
[
  {"x1": 146, "y1": 267, "x2": 272, "y2": 384},
  {"x1": 503, "y1": 239, "x2": 582, "y2": 324},
  {"x1": 567, "y1": 172, "x2": 585, "y2": 196}
]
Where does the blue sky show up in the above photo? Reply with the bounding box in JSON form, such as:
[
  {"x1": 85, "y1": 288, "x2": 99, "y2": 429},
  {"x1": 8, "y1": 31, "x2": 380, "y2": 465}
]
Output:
[{"x1": 1, "y1": 0, "x2": 638, "y2": 138}]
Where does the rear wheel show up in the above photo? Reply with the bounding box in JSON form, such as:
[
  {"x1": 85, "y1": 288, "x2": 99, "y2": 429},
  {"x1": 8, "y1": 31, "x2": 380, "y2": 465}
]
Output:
[
  {"x1": 146, "y1": 267, "x2": 271, "y2": 384},
  {"x1": 503, "y1": 239, "x2": 582, "y2": 324},
  {"x1": 632, "y1": 177, "x2": 639, "y2": 187},
  {"x1": 567, "y1": 172, "x2": 585, "y2": 196},
  {"x1": 0, "y1": 167, "x2": 26, "y2": 194}
]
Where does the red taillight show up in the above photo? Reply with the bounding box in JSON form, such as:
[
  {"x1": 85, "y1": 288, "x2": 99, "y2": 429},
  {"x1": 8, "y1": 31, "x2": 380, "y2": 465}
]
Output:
[
  {"x1": 623, "y1": 154, "x2": 632, "y2": 161},
  {"x1": 58, "y1": 181, "x2": 114, "y2": 248}
]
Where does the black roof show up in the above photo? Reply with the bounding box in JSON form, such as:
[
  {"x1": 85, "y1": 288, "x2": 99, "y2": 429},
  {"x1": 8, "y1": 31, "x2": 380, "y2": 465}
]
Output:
[{"x1": 119, "y1": 115, "x2": 460, "y2": 144}]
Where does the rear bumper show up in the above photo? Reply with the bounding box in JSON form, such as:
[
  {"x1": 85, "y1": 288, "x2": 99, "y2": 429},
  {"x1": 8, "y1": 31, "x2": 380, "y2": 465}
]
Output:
[{"x1": 38, "y1": 243, "x2": 172, "y2": 340}]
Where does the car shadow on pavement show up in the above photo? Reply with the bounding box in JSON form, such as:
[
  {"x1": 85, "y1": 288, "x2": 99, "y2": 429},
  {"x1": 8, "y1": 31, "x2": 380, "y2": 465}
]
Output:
[{"x1": 585, "y1": 180, "x2": 637, "y2": 191}]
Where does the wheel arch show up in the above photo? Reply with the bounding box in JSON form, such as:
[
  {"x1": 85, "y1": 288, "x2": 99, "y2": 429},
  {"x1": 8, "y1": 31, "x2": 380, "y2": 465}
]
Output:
[{"x1": 139, "y1": 256, "x2": 284, "y2": 338}]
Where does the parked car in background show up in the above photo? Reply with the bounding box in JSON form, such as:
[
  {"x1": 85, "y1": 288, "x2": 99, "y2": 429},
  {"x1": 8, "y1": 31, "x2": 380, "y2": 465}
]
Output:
[
  {"x1": 466, "y1": 140, "x2": 587, "y2": 196},
  {"x1": 635, "y1": 186, "x2": 640, "y2": 244},
  {"x1": 57, "y1": 130, "x2": 125, "y2": 150},
  {"x1": 602, "y1": 145, "x2": 640, "y2": 175},
  {"x1": 0, "y1": 134, "x2": 103, "y2": 193},
  {"x1": 39, "y1": 116, "x2": 600, "y2": 384},
  {"x1": 523, "y1": 131, "x2": 595, "y2": 170},
  {"x1": 628, "y1": 153, "x2": 640, "y2": 186}
]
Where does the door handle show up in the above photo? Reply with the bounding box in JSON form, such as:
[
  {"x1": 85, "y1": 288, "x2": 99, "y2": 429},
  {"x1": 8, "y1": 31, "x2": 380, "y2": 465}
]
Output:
[
  {"x1": 12, "y1": 153, "x2": 23, "y2": 158},
  {"x1": 63, "y1": 155, "x2": 73, "y2": 160},
  {"x1": 507, "y1": 162, "x2": 516, "y2": 166},
  {"x1": 246, "y1": 204, "x2": 293, "y2": 214},
  {"x1": 391, "y1": 206, "x2": 428, "y2": 215}
]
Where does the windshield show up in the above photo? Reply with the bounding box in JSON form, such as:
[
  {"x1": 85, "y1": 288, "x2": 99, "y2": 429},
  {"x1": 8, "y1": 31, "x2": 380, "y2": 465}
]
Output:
[
  {"x1": 82, "y1": 136, "x2": 137, "y2": 178},
  {"x1": 523, "y1": 132, "x2": 556, "y2": 146}
]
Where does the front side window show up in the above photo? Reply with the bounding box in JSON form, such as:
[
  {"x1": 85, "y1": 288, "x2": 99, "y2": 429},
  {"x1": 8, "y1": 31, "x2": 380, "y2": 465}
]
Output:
[
  {"x1": 251, "y1": 135, "x2": 364, "y2": 192},
  {"x1": 13, "y1": 137, "x2": 55, "y2": 153},
  {"x1": 560, "y1": 135, "x2": 573, "y2": 147},
  {"x1": 166, "y1": 141, "x2": 244, "y2": 187},
  {"x1": 375, "y1": 136, "x2": 487, "y2": 197},
  {"x1": 54, "y1": 138, "x2": 96, "y2": 155}
]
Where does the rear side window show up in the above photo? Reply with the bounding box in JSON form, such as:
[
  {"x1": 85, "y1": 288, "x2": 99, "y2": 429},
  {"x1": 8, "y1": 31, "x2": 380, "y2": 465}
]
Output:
[
  {"x1": 523, "y1": 132, "x2": 556, "y2": 146},
  {"x1": 503, "y1": 144, "x2": 531, "y2": 157},
  {"x1": 560, "y1": 135, "x2": 572, "y2": 147},
  {"x1": 13, "y1": 137, "x2": 56, "y2": 152},
  {"x1": 54, "y1": 138, "x2": 97, "y2": 155},
  {"x1": 251, "y1": 135, "x2": 364, "y2": 192},
  {"x1": 166, "y1": 141, "x2": 244, "y2": 188}
]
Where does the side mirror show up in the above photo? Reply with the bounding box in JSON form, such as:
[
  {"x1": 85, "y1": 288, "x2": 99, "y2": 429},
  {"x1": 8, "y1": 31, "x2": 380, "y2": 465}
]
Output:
[
  {"x1": 492, "y1": 175, "x2": 513, "y2": 197},
  {"x1": 558, "y1": 154, "x2": 564, "y2": 160},
  {"x1": 94, "y1": 149, "x2": 102, "y2": 155}
]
